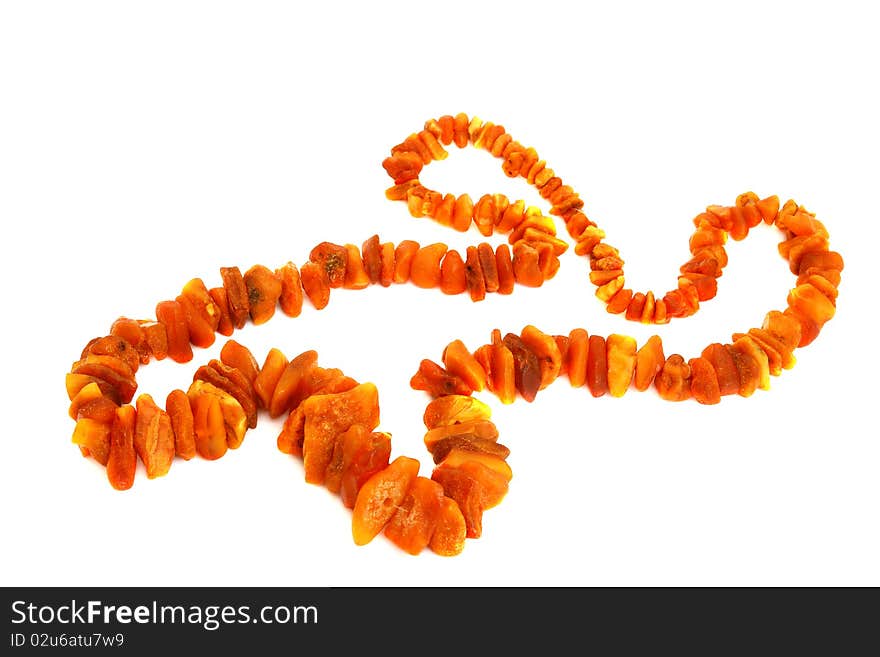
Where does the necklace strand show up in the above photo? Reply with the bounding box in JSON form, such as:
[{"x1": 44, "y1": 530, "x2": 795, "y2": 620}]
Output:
[{"x1": 66, "y1": 113, "x2": 842, "y2": 556}]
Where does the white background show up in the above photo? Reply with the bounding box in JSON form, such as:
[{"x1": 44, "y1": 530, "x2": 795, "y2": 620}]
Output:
[{"x1": 1, "y1": 1, "x2": 877, "y2": 587}]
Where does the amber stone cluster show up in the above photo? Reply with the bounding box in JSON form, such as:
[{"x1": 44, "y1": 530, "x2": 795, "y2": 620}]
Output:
[
  {"x1": 382, "y1": 115, "x2": 840, "y2": 325},
  {"x1": 66, "y1": 113, "x2": 842, "y2": 556},
  {"x1": 411, "y1": 308, "x2": 818, "y2": 410}
]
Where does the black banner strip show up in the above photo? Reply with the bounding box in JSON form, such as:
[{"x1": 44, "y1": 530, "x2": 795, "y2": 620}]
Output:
[{"x1": 1, "y1": 587, "x2": 873, "y2": 651}]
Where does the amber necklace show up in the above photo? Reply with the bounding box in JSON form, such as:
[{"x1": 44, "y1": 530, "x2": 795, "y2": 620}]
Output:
[{"x1": 66, "y1": 113, "x2": 842, "y2": 556}]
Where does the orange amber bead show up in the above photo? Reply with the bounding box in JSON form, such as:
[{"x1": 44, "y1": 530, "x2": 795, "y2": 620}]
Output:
[
  {"x1": 382, "y1": 150, "x2": 422, "y2": 184},
  {"x1": 757, "y1": 195, "x2": 780, "y2": 224},
  {"x1": 392, "y1": 240, "x2": 420, "y2": 284},
  {"x1": 688, "y1": 357, "x2": 721, "y2": 405},
  {"x1": 522, "y1": 229, "x2": 568, "y2": 257},
  {"x1": 166, "y1": 388, "x2": 196, "y2": 460},
  {"x1": 452, "y1": 112, "x2": 469, "y2": 148},
  {"x1": 762, "y1": 311, "x2": 802, "y2": 352},
  {"x1": 439, "y1": 249, "x2": 467, "y2": 295},
  {"x1": 72, "y1": 416, "x2": 112, "y2": 465},
  {"x1": 268, "y1": 350, "x2": 319, "y2": 418},
  {"x1": 302, "y1": 383, "x2": 380, "y2": 486},
  {"x1": 720, "y1": 345, "x2": 751, "y2": 397},
  {"x1": 566, "y1": 328, "x2": 588, "y2": 388},
  {"x1": 606, "y1": 288, "x2": 633, "y2": 315},
  {"x1": 253, "y1": 348, "x2": 289, "y2": 410},
  {"x1": 176, "y1": 293, "x2": 215, "y2": 349},
  {"x1": 67, "y1": 378, "x2": 104, "y2": 414},
  {"x1": 410, "y1": 243, "x2": 448, "y2": 289},
  {"x1": 537, "y1": 243, "x2": 560, "y2": 279},
  {"x1": 139, "y1": 320, "x2": 170, "y2": 362},
  {"x1": 361, "y1": 235, "x2": 382, "y2": 284},
  {"x1": 520, "y1": 325, "x2": 561, "y2": 389},
  {"x1": 477, "y1": 243, "x2": 499, "y2": 293},
  {"x1": 597, "y1": 277, "x2": 625, "y2": 305},
  {"x1": 680, "y1": 254, "x2": 722, "y2": 277},
  {"x1": 432, "y1": 115, "x2": 454, "y2": 144},
  {"x1": 299, "y1": 261, "x2": 331, "y2": 310},
  {"x1": 787, "y1": 283, "x2": 836, "y2": 327},
  {"x1": 655, "y1": 354, "x2": 691, "y2": 401},
  {"x1": 634, "y1": 335, "x2": 665, "y2": 391},
  {"x1": 653, "y1": 299, "x2": 669, "y2": 325},
  {"x1": 433, "y1": 193, "x2": 455, "y2": 227},
  {"x1": 423, "y1": 420, "x2": 499, "y2": 450},
  {"x1": 379, "y1": 242, "x2": 395, "y2": 287},
  {"x1": 801, "y1": 274, "x2": 837, "y2": 302},
  {"x1": 497, "y1": 200, "x2": 526, "y2": 234},
  {"x1": 385, "y1": 180, "x2": 420, "y2": 202},
  {"x1": 181, "y1": 278, "x2": 221, "y2": 332},
  {"x1": 464, "y1": 245, "x2": 486, "y2": 302},
  {"x1": 106, "y1": 404, "x2": 137, "y2": 491},
  {"x1": 352, "y1": 455, "x2": 420, "y2": 546},
  {"x1": 419, "y1": 129, "x2": 447, "y2": 160},
  {"x1": 509, "y1": 213, "x2": 556, "y2": 244},
  {"x1": 220, "y1": 266, "x2": 250, "y2": 329},
  {"x1": 70, "y1": 382, "x2": 112, "y2": 422},
  {"x1": 728, "y1": 206, "x2": 749, "y2": 241},
  {"x1": 71, "y1": 386, "x2": 114, "y2": 449},
  {"x1": 431, "y1": 465, "x2": 484, "y2": 539},
  {"x1": 495, "y1": 244, "x2": 515, "y2": 295},
  {"x1": 423, "y1": 394, "x2": 491, "y2": 429},
  {"x1": 341, "y1": 245, "x2": 370, "y2": 290},
  {"x1": 80, "y1": 335, "x2": 139, "y2": 374},
  {"x1": 606, "y1": 334, "x2": 636, "y2": 397},
  {"x1": 625, "y1": 293, "x2": 646, "y2": 322},
  {"x1": 473, "y1": 195, "x2": 496, "y2": 237},
  {"x1": 432, "y1": 461, "x2": 509, "y2": 538},
  {"x1": 679, "y1": 274, "x2": 717, "y2": 302},
  {"x1": 726, "y1": 340, "x2": 763, "y2": 396},
  {"x1": 275, "y1": 261, "x2": 304, "y2": 316},
  {"x1": 243, "y1": 264, "x2": 282, "y2": 325},
  {"x1": 198, "y1": 360, "x2": 257, "y2": 428},
  {"x1": 134, "y1": 393, "x2": 175, "y2": 479},
  {"x1": 590, "y1": 269, "x2": 623, "y2": 286},
  {"x1": 488, "y1": 340, "x2": 516, "y2": 405},
  {"x1": 309, "y1": 242, "x2": 348, "y2": 289},
  {"x1": 781, "y1": 234, "x2": 827, "y2": 269},
  {"x1": 512, "y1": 242, "x2": 543, "y2": 287},
  {"x1": 701, "y1": 343, "x2": 739, "y2": 396},
  {"x1": 586, "y1": 334, "x2": 607, "y2": 398},
  {"x1": 410, "y1": 359, "x2": 473, "y2": 398},
  {"x1": 219, "y1": 339, "x2": 260, "y2": 385},
  {"x1": 441, "y1": 339, "x2": 487, "y2": 392},
  {"x1": 71, "y1": 354, "x2": 137, "y2": 404},
  {"x1": 155, "y1": 300, "x2": 192, "y2": 364},
  {"x1": 662, "y1": 289, "x2": 686, "y2": 318},
  {"x1": 797, "y1": 250, "x2": 843, "y2": 276},
  {"x1": 393, "y1": 133, "x2": 431, "y2": 164},
  {"x1": 502, "y1": 333, "x2": 541, "y2": 402},
  {"x1": 339, "y1": 427, "x2": 392, "y2": 509},
  {"x1": 429, "y1": 497, "x2": 467, "y2": 556},
  {"x1": 188, "y1": 380, "x2": 247, "y2": 450},
  {"x1": 65, "y1": 373, "x2": 116, "y2": 405},
  {"x1": 742, "y1": 329, "x2": 788, "y2": 374},
  {"x1": 428, "y1": 434, "x2": 510, "y2": 465},
  {"x1": 208, "y1": 287, "x2": 235, "y2": 336},
  {"x1": 109, "y1": 318, "x2": 150, "y2": 365},
  {"x1": 384, "y1": 476, "x2": 445, "y2": 555},
  {"x1": 275, "y1": 369, "x2": 359, "y2": 457},
  {"x1": 303, "y1": 367, "x2": 357, "y2": 402},
  {"x1": 784, "y1": 307, "x2": 821, "y2": 347},
  {"x1": 452, "y1": 193, "x2": 473, "y2": 232}
]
